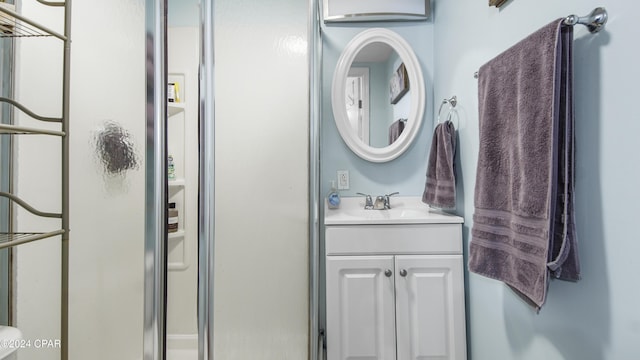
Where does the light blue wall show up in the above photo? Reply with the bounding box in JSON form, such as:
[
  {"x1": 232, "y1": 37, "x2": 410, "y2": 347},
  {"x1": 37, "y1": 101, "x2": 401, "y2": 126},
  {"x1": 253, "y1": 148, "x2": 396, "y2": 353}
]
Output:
[
  {"x1": 433, "y1": 0, "x2": 640, "y2": 359},
  {"x1": 321, "y1": 22, "x2": 435, "y2": 198}
]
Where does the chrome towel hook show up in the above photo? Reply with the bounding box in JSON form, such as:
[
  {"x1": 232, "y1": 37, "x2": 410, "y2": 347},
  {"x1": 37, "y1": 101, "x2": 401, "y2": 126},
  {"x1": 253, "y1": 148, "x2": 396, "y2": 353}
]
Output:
[{"x1": 438, "y1": 96, "x2": 457, "y2": 125}]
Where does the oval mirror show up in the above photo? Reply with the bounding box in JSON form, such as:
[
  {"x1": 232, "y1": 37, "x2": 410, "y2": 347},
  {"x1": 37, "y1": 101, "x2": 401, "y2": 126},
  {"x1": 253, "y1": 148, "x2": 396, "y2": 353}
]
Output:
[{"x1": 332, "y1": 28, "x2": 425, "y2": 162}]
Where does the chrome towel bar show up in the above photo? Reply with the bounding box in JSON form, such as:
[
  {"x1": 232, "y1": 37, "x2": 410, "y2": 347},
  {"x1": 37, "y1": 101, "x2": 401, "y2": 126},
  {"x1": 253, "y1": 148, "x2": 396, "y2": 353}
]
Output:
[
  {"x1": 474, "y1": 7, "x2": 608, "y2": 78},
  {"x1": 564, "y1": 7, "x2": 608, "y2": 34}
]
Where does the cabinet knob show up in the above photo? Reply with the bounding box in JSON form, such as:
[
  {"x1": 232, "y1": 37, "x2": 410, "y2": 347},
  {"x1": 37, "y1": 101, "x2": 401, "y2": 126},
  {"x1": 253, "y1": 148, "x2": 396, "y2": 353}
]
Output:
[
  {"x1": 399, "y1": 269, "x2": 408, "y2": 277},
  {"x1": 384, "y1": 269, "x2": 392, "y2": 277}
]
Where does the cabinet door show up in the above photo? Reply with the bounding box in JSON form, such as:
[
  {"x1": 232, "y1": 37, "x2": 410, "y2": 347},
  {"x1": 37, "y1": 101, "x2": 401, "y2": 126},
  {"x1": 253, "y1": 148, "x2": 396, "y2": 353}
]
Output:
[
  {"x1": 326, "y1": 256, "x2": 397, "y2": 360},
  {"x1": 395, "y1": 255, "x2": 467, "y2": 360}
]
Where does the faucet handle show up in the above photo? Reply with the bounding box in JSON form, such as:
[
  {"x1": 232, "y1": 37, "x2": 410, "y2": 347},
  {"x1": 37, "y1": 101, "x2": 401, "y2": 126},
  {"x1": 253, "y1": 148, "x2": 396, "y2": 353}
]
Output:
[
  {"x1": 356, "y1": 192, "x2": 374, "y2": 209},
  {"x1": 383, "y1": 192, "x2": 399, "y2": 209}
]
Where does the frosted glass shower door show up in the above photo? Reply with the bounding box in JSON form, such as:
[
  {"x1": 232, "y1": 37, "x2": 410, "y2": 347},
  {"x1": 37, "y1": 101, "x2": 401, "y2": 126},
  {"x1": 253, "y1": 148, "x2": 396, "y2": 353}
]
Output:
[{"x1": 212, "y1": 0, "x2": 309, "y2": 358}]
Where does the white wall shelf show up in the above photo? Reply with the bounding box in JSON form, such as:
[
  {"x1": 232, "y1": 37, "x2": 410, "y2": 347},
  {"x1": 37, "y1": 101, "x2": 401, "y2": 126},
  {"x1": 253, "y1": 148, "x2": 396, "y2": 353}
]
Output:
[
  {"x1": 168, "y1": 229, "x2": 185, "y2": 240},
  {"x1": 168, "y1": 102, "x2": 185, "y2": 117},
  {"x1": 168, "y1": 178, "x2": 185, "y2": 187},
  {"x1": 167, "y1": 71, "x2": 190, "y2": 276}
]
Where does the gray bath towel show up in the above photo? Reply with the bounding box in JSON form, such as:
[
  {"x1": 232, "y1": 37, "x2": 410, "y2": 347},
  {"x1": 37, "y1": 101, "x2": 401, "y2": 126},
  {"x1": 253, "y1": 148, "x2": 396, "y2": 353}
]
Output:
[
  {"x1": 422, "y1": 120, "x2": 456, "y2": 209},
  {"x1": 388, "y1": 119, "x2": 405, "y2": 144},
  {"x1": 468, "y1": 19, "x2": 579, "y2": 310}
]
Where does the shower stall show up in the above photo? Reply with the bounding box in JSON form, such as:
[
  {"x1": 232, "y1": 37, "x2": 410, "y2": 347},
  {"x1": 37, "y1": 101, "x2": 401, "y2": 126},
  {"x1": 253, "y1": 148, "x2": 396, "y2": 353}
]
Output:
[{"x1": 0, "y1": 0, "x2": 318, "y2": 359}]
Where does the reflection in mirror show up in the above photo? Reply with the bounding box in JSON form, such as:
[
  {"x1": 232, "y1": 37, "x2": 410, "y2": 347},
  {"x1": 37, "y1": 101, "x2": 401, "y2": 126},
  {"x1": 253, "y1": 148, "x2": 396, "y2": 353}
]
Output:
[
  {"x1": 347, "y1": 42, "x2": 411, "y2": 148},
  {"x1": 346, "y1": 67, "x2": 369, "y2": 144},
  {"x1": 332, "y1": 28, "x2": 425, "y2": 162}
]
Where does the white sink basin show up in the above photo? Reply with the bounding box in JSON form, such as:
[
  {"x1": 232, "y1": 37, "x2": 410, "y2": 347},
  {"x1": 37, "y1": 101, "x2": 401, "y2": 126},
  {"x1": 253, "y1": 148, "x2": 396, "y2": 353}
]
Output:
[
  {"x1": 325, "y1": 196, "x2": 463, "y2": 225},
  {"x1": 0, "y1": 326, "x2": 22, "y2": 359}
]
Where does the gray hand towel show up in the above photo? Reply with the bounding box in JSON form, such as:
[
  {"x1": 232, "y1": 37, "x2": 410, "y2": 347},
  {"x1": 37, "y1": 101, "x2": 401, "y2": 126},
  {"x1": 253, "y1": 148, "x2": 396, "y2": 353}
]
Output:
[
  {"x1": 468, "y1": 19, "x2": 579, "y2": 310},
  {"x1": 422, "y1": 120, "x2": 456, "y2": 209}
]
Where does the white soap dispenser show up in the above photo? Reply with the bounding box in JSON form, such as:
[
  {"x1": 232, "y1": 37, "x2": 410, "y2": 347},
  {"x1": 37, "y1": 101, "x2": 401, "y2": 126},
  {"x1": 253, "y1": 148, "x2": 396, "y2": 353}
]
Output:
[{"x1": 327, "y1": 180, "x2": 341, "y2": 209}]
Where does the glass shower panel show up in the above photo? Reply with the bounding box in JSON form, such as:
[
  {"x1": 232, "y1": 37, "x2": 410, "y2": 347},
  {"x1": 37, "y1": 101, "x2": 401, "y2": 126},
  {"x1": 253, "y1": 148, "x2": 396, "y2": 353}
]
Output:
[
  {"x1": 68, "y1": 0, "x2": 152, "y2": 360},
  {"x1": 66, "y1": 0, "x2": 148, "y2": 359}
]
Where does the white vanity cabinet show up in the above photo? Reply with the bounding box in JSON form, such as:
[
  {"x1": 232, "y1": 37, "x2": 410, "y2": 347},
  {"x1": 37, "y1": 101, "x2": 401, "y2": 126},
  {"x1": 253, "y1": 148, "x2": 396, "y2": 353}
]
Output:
[{"x1": 325, "y1": 222, "x2": 467, "y2": 360}]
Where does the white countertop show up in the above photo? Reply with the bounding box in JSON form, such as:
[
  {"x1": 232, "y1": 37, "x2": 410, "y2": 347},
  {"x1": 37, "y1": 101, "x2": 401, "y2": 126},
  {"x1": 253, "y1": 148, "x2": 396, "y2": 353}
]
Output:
[{"x1": 324, "y1": 196, "x2": 464, "y2": 225}]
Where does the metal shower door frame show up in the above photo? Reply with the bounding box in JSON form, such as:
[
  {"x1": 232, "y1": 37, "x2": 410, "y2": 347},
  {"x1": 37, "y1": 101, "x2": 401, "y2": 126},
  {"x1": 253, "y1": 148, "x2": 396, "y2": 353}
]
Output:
[
  {"x1": 144, "y1": 1, "x2": 216, "y2": 359},
  {"x1": 198, "y1": 0, "x2": 216, "y2": 359},
  {"x1": 144, "y1": 0, "x2": 168, "y2": 359}
]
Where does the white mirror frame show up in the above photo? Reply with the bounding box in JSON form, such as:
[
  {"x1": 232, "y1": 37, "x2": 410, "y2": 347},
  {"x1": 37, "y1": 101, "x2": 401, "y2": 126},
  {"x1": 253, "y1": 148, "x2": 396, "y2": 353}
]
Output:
[{"x1": 332, "y1": 28, "x2": 425, "y2": 163}]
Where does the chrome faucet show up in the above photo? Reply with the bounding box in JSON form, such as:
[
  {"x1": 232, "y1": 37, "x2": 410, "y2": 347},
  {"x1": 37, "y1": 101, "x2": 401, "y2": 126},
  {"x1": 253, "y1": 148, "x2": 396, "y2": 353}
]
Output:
[
  {"x1": 373, "y1": 196, "x2": 386, "y2": 210},
  {"x1": 357, "y1": 192, "x2": 399, "y2": 210},
  {"x1": 356, "y1": 193, "x2": 374, "y2": 209}
]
